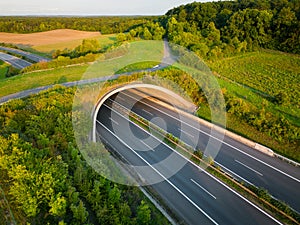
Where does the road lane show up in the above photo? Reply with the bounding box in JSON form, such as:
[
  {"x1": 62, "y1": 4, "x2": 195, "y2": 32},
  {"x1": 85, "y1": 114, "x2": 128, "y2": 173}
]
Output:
[
  {"x1": 0, "y1": 52, "x2": 32, "y2": 69},
  {"x1": 96, "y1": 102, "x2": 282, "y2": 225},
  {"x1": 110, "y1": 90, "x2": 300, "y2": 213},
  {"x1": 0, "y1": 46, "x2": 50, "y2": 63}
]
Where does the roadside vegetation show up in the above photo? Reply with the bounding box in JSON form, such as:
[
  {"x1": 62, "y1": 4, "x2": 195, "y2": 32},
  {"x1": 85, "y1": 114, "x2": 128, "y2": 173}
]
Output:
[
  {"x1": 0, "y1": 41, "x2": 164, "y2": 98},
  {"x1": 0, "y1": 86, "x2": 170, "y2": 225},
  {"x1": 0, "y1": 60, "x2": 9, "y2": 79},
  {"x1": 114, "y1": 0, "x2": 300, "y2": 161}
]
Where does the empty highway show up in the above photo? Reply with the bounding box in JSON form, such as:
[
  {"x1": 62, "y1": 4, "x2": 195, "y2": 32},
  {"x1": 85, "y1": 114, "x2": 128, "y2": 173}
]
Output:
[
  {"x1": 96, "y1": 98, "x2": 283, "y2": 225},
  {"x1": 0, "y1": 52, "x2": 32, "y2": 69},
  {"x1": 107, "y1": 90, "x2": 300, "y2": 214},
  {"x1": 0, "y1": 46, "x2": 50, "y2": 63}
]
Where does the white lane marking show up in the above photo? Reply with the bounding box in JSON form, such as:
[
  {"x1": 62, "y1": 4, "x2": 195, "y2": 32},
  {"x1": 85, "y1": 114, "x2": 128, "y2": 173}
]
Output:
[
  {"x1": 101, "y1": 104, "x2": 283, "y2": 225},
  {"x1": 97, "y1": 119, "x2": 219, "y2": 225},
  {"x1": 142, "y1": 109, "x2": 153, "y2": 116},
  {"x1": 214, "y1": 161, "x2": 256, "y2": 187},
  {"x1": 121, "y1": 91, "x2": 300, "y2": 183},
  {"x1": 178, "y1": 128, "x2": 195, "y2": 138},
  {"x1": 140, "y1": 140, "x2": 155, "y2": 151},
  {"x1": 109, "y1": 117, "x2": 119, "y2": 125},
  {"x1": 235, "y1": 160, "x2": 263, "y2": 177},
  {"x1": 191, "y1": 179, "x2": 217, "y2": 200}
]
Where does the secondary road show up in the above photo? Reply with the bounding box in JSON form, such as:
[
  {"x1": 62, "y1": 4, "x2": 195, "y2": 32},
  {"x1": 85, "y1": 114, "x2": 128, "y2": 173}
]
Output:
[
  {"x1": 0, "y1": 46, "x2": 50, "y2": 63},
  {"x1": 0, "y1": 52, "x2": 32, "y2": 69},
  {"x1": 108, "y1": 90, "x2": 300, "y2": 213},
  {"x1": 96, "y1": 100, "x2": 282, "y2": 225}
]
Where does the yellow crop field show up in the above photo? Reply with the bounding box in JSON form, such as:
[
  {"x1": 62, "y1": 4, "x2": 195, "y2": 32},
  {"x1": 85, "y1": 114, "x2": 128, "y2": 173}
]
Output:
[{"x1": 0, "y1": 29, "x2": 116, "y2": 52}]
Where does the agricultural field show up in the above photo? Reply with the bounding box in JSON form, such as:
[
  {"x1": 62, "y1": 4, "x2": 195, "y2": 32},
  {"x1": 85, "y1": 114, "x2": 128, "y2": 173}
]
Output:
[
  {"x1": 208, "y1": 50, "x2": 300, "y2": 124},
  {"x1": 208, "y1": 50, "x2": 300, "y2": 109},
  {"x1": 199, "y1": 50, "x2": 300, "y2": 161},
  {"x1": 0, "y1": 29, "x2": 116, "y2": 53}
]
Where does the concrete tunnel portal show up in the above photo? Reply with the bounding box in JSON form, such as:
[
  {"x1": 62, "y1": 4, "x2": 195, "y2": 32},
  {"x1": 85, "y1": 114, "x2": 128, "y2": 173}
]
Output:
[{"x1": 92, "y1": 83, "x2": 197, "y2": 143}]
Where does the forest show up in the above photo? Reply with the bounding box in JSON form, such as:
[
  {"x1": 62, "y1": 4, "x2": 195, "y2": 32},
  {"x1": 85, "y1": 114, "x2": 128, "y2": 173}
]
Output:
[
  {"x1": 0, "y1": 86, "x2": 169, "y2": 225},
  {"x1": 125, "y1": 0, "x2": 300, "y2": 55}
]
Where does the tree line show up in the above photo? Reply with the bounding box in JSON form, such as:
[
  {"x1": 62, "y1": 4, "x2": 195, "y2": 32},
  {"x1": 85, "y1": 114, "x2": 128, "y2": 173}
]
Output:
[{"x1": 0, "y1": 16, "x2": 157, "y2": 34}]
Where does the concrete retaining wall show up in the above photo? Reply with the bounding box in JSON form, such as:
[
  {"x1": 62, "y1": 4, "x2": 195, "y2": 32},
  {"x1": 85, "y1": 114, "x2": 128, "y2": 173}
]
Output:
[{"x1": 132, "y1": 89, "x2": 275, "y2": 157}]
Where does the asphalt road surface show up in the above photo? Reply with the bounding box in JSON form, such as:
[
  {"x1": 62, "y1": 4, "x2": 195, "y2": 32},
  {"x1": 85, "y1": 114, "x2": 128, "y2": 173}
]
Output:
[
  {"x1": 108, "y1": 90, "x2": 300, "y2": 214},
  {"x1": 96, "y1": 101, "x2": 282, "y2": 225},
  {"x1": 0, "y1": 52, "x2": 32, "y2": 69},
  {"x1": 0, "y1": 46, "x2": 50, "y2": 63}
]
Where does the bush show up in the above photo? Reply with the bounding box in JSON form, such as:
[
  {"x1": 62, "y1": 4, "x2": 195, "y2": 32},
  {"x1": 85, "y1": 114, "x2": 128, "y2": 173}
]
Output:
[{"x1": 5, "y1": 66, "x2": 20, "y2": 77}]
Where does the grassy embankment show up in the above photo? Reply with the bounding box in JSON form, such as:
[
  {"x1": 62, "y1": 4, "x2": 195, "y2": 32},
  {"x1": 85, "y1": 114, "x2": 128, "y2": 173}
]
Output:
[
  {"x1": 0, "y1": 61, "x2": 9, "y2": 80},
  {"x1": 0, "y1": 40, "x2": 164, "y2": 97}
]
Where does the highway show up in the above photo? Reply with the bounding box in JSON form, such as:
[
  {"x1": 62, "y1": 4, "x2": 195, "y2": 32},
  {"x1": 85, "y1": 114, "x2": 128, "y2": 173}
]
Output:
[
  {"x1": 96, "y1": 99, "x2": 282, "y2": 225},
  {"x1": 0, "y1": 46, "x2": 50, "y2": 63},
  {"x1": 107, "y1": 90, "x2": 300, "y2": 214},
  {"x1": 0, "y1": 52, "x2": 32, "y2": 69}
]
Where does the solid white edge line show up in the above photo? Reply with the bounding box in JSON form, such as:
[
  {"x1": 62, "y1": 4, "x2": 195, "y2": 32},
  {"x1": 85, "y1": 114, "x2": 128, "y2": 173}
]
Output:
[
  {"x1": 103, "y1": 102, "x2": 284, "y2": 225},
  {"x1": 191, "y1": 179, "x2": 217, "y2": 200},
  {"x1": 213, "y1": 161, "x2": 256, "y2": 187},
  {"x1": 235, "y1": 160, "x2": 264, "y2": 177},
  {"x1": 96, "y1": 119, "x2": 219, "y2": 225},
  {"x1": 121, "y1": 91, "x2": 300, "y2": 183}
]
